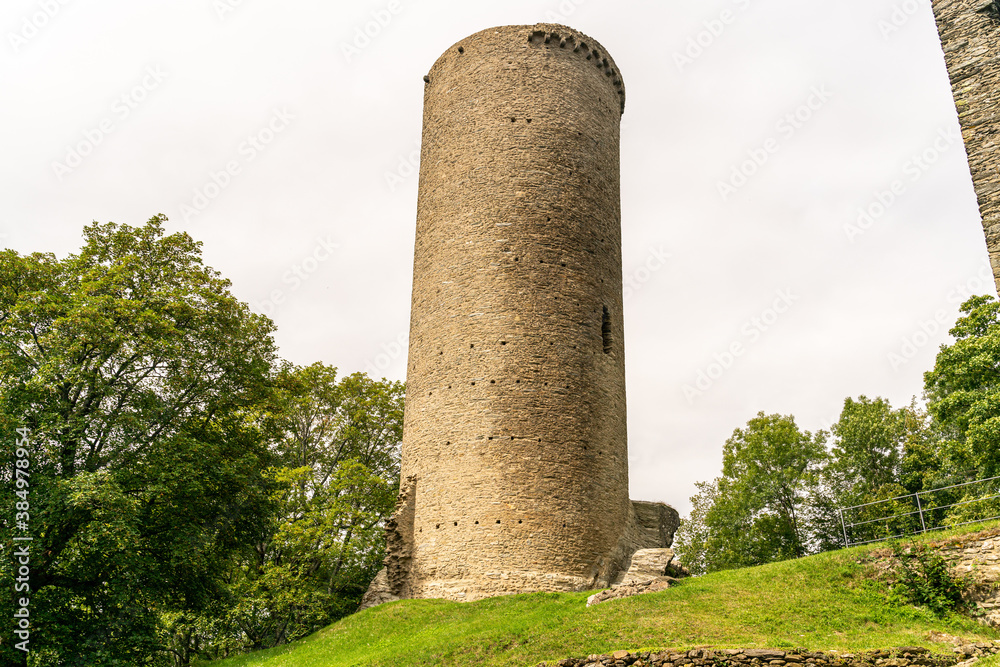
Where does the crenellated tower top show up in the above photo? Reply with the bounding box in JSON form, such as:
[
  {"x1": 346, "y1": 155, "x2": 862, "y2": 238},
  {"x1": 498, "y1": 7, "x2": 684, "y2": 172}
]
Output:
[{"x1": 423, "y1": 23, "x2": 626, "y2": 115}]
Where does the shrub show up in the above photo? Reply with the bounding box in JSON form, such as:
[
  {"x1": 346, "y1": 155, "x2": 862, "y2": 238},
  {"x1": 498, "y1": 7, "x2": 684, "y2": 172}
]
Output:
[{"x1": 889, "y1": 542, "x2": 971, "y2": 616}]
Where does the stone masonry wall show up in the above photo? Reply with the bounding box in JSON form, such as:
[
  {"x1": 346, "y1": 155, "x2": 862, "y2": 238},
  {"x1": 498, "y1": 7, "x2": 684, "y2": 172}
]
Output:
[
  {"x1": 384, "y1": 475, "x2": 416, "y2": 599},
  {"x1": 932, "y1": 0, "x2": 1000, "y2": 294},
  {"x1": 537, "y1": 644, "x2": 1000, "y2": 667},
  {"x1": 926, "y1": 526, "x2": 1000, "y2": 626},
  {"x1": 398, "y1": 23, "x2": 632, "y2": 601}
]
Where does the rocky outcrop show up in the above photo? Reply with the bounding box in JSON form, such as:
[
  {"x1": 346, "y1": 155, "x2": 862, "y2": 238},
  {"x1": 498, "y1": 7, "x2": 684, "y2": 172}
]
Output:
[
  {"x1": 384, "y1": 475, "x2": 416, "y2": 596},
  {"x1": 613, "y1": 548, "x2": 689, "y2": 585},
  {"x1": 631, "y1": 501, "x2": 681, "y2": 551},
  {"x1": 599, "y1": 502, "x2": 682, "y2": 593},
  {"x1": 587, "y1": 548, "x2": 689, "y2": 606},
  {"x1": 585, "y1": 578, "x2": 673, "y2": 607}
]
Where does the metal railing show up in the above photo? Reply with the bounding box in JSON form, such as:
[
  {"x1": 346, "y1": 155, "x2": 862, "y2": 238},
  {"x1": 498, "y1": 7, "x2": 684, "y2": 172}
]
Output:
[{"x1": 837, "y1": 475, "x2": 1000, "y2": 548}]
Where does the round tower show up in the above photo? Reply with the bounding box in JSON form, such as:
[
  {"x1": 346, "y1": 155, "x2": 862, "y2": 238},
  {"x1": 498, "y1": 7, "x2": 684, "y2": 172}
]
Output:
[{"x1": 399, "y1": 23, "x2": 630, "y2": 601}]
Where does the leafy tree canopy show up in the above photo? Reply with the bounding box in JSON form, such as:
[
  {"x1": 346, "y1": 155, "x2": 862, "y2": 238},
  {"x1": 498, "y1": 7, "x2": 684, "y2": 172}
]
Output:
[
  {"x1": 680, "y1": 412, "x2": 827, "y2": 572},
  {"x1": 201, "y1": 364, "x2": 404, "y2": 656},
  {"x1": 0, "y1": 216, "x2": 280, "y2": 664},
  {"x1": 925, "y1": 295, "x2": 1000, "y2": 479}
]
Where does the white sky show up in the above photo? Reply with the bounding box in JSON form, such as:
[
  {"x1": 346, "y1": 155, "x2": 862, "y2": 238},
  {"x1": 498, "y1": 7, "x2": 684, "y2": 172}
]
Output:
[{"x1": 1, "y1": 0, "x2": 990, "y2": 516}]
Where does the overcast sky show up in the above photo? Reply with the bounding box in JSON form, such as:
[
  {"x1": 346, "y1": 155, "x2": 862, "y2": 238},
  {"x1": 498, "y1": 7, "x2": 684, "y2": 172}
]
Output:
[{"x1": 1, "y1": 0, "x2": 990, "y2": 515}]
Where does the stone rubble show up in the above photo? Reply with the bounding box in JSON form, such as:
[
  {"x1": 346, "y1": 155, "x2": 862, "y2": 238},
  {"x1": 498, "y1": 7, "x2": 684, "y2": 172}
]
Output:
[{"x1": 534, "y1": 643, "x2": 1000, "y2": 667}]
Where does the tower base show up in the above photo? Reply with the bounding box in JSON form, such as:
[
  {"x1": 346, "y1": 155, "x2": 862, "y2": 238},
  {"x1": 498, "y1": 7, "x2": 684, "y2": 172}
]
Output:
[{"x1": 358, "y1": 490, "x2": 679, "y2": 609}]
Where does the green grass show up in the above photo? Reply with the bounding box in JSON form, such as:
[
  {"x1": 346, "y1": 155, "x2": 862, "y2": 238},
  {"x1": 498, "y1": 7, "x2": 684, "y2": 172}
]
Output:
[
  {"x1": 978, "y1": 655, "x2": 1000, "y2": 667},
  {"x1": 207, "y1": 524, "x2": 1000, "y2": 667}
]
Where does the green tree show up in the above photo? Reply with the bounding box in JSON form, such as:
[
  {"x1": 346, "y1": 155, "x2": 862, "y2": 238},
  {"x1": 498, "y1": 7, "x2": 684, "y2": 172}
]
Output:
[
  {"x1": 0, "y1": 217, "x2": 279, "y2": 665},
  {"x1": 673, "y1": 480, "x2": 718, "y2": 576},
  {"x1": 810, "y1": 397, "x2": 924, "y2": 549},
  {"x1": 925, "y1": 295, "x2": 1000, "y2": 479},
  {"x1": 830, "y1": 396, "x2": 904, "y2": 493},
  {"x1": 899, "y1": 406, "x2": 944, "y2": 494},
  {"x1": 180, "y1": 365, "x2": 404, "y2": 657},
  {"x1": 923, "y1": 295, "x2": 1000, "y2": 529},
  {"x1": 690, "y1": 412, "x2": 827, "y2": 572}
]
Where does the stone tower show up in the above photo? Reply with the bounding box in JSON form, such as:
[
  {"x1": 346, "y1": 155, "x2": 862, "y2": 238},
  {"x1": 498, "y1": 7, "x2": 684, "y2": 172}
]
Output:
[
  {"x1": 365, "y1": 23, "x2": 678, "y2": 605},
  {"x1": 933, "y1": 0, "x2": 1000, "y2": 295}
]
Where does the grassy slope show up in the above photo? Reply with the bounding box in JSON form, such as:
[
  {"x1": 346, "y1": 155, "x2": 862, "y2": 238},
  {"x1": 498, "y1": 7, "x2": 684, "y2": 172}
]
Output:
[{"x1": 209, "y1": 527, "x2": 1000, "y2": 667}]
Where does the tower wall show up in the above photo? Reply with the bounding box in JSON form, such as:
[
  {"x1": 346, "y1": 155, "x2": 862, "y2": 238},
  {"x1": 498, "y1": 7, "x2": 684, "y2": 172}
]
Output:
[
  {"x1": 933, "y1": 0, "x2": 1000, "y2": 294},
  {"x1": 398, "y1": 23, "x2": 630, "y2": 601}
]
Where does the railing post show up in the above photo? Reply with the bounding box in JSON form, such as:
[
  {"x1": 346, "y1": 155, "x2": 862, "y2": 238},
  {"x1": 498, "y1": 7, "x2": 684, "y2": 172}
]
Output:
[
  {"x1": 839, "y1": 508, "x2": 849, "y2": 548},
  {"x1": 915, "y1": 492, "x2": 927, "y2": 534}
]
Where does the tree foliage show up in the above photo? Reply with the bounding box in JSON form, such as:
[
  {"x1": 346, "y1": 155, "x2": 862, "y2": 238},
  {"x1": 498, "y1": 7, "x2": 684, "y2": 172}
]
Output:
[
  {"x1": 0, "y1": 219, "x2": 408, "y2": 665},
  {"x1": 681, "y1": 295, "x2": 1000, "y2": 573},
  {"x1": 829, "y1": 396, "x2": 904, "y2": 494},
  {"x1": 808, "y1": 397, "x2": 927, "y2": 549},
  {"x1": 672, "y1": 480, "x2": 717, "y2": 576},
  {"x1": 925, "y1": 295, "x2": 1000, "y2": 480},
  {"x1": 165, "y1": 365, "x2": 405, "y2": 660},
  {"x1": 0, "y1": 217, "x2": 280, "y2": 664},
  {"x1": 675, "y1": 413, "x2": 826, "y2": 573},
  {"x1": 680, "y1": 397, "x2": 948, "y2": 571}
]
